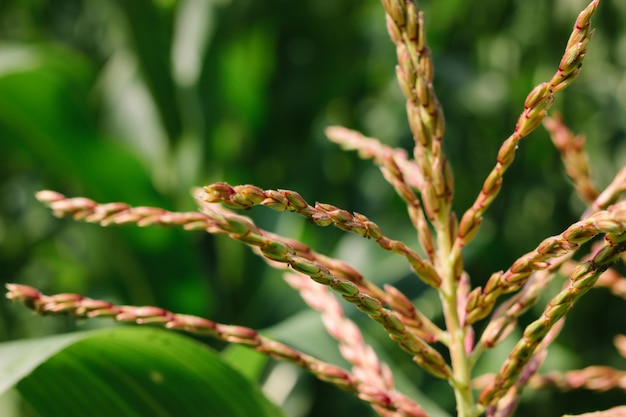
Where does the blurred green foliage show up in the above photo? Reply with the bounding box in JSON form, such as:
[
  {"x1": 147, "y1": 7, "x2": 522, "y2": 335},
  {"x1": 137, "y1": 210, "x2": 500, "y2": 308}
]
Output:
[{"x1": 0, "y1": 0, "x2": 625, "y2": 416}]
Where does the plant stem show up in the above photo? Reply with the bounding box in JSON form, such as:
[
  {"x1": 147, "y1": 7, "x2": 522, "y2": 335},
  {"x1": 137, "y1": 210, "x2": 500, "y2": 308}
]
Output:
[{"x1": 436, "y1": 215, "x2": 475, "y2": 417}]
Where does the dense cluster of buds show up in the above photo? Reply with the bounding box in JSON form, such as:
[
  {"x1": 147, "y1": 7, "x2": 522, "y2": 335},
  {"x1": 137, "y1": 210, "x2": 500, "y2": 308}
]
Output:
[{"x1": 8, "y1": 1, "x2": 625, "y2": 417}]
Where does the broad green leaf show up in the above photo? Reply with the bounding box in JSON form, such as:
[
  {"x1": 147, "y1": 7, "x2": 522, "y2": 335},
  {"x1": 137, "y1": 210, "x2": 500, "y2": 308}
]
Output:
[
  {"x1": 0, "y1": 327, "x2": 284, "y2": 417},
  {"x1": 0, "y1": 331, "x2": 88, "y2": 397},
  {"x1": 220, "y1": 344, "x2": 269, "y2": 382}
]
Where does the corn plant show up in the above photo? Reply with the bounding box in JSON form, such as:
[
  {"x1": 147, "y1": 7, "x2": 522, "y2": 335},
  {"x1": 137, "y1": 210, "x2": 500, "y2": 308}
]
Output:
[{"x1": 5, "y1": 0, "x2": 626, "y2": 416}]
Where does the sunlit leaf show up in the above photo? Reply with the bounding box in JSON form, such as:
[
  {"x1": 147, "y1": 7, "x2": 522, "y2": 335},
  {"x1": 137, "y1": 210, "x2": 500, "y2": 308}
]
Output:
[{"x1": 0, "y1": 327, "x2": 284, "y2": 417}]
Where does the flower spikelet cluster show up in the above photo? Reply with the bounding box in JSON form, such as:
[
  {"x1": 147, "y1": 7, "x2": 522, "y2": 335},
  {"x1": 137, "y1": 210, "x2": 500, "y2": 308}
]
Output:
[{"x1": 8, "y1": 1, "x2": 626, "y2": 417}]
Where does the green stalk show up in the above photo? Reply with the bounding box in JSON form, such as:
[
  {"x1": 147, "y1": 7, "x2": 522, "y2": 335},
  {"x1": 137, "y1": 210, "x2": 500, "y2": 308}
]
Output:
[{"x1": 436, "y1": 216, "x2": 475, "y2": 417}]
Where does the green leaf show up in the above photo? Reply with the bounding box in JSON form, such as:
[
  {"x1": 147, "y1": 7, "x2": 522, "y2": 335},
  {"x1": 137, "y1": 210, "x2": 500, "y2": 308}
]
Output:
[
  {"x1": 220, "y1": 344, "x2": 269, "y2": 382},
  {"x1": 0, "y1": 330, "x2": 87, "y2": 397},
  {"x1": 0, "y1": 327, "x2": 284, "y2": 417},
  {"x1": 112, "y1": 0, "x2": 182, "y2": 144}
]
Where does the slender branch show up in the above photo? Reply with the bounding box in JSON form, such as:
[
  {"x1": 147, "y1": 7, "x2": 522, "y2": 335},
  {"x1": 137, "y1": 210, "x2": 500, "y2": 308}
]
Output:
[
  {"x1": 383, "y1": 283, "x2": 444, "y2": 343},
  {"x1": 562, "y1": 406, "x2": 626, "y2": 417},
  {"x1": 324, "y1": 126, "x2": 423, "y2": 191},
  {"x1": 529, "y1": 366, "x2": 626, "y2": 393},
  {"x1": 484, "y1": 319, "x2": 564, "y2": 417},
  {"x1": 543, "y1": 113, "x2": 599, "y2": 205},
  {"x1": 5, "y1": 283, "x2": 429, "y2": 417},
  {"x1": 470, "y1": 253, "x2": 569, "y2": 363},
  {"x1": 380, "y1": 2, "x2": 482, "y2": 414},
  {"x1": 453, "y1": 0, "x2": 599, "y2": 257},
  {"x1": 284, "y1": 272, "x2": 427, "y2": 417},
  {"x1": 201, "y1": 182, "x2": 441, "y2": 288},
  {"x1": 381, "y1": 0, "x2": 453, "y2": 227},
  {"x1": 325, "y1": 126, "x2": 436, "y2": 264},
  {"x1": 586, "y1": 167, "x2": 626, "y2": 217},
  {"x1": 466, "y1": 200, "x2": 626, "y2": 324},
  {"x1": 614, "y1": 335, "x2": 626, "y2": 359},
  {"x1": 571, "y1": 262, "x2": 626, "y2": 300},
  {"x1": 479, "y1": 231, "x2": 626, "y2": 406},
  {"x1": 284, "y1": 273, "x2": 395, "y2": 386},
  {"x1": 528, "y1": 334, "x2": 626, "y2": 393},
  {"x1": 380, "y1": 2, "x2": 475, "y2": 416}
]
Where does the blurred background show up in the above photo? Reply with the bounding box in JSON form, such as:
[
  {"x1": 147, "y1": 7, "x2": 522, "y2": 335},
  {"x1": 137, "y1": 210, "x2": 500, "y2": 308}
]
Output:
[{"x1": 1, "y1": 0, "x2": 625, "y2": 416}]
